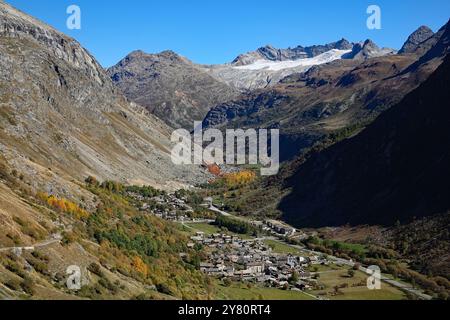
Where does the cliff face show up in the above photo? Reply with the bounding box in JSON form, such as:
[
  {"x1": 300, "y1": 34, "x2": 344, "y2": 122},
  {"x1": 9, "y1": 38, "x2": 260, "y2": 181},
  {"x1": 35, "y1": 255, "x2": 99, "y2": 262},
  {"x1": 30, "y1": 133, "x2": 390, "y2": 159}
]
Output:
[
  {"x1": 0, "y1": 2, "x2": 207, "y2": 192},
  {"x1": 0, "y1": 2, "x2": 105, "y2": 85}
]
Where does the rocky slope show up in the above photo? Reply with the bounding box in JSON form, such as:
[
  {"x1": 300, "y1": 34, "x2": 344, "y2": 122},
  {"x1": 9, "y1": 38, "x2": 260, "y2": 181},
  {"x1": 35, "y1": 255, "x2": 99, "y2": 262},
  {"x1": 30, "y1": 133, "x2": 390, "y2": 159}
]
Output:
[
  {"x1": 202, "y1": 22, "x2": 449, "y2": 161},
  {"x1": 0, "y1": 1, "x2": 208, "y2": 193},
  {"x1": 278, "y1": 54, "x2": 450, "y2": 227},
  {"x1": 108, "y1": 50, "x2": 238, "y2": 129},
  {"x1": 0, "y1": 2, "x2": 212, "y2": 300}
]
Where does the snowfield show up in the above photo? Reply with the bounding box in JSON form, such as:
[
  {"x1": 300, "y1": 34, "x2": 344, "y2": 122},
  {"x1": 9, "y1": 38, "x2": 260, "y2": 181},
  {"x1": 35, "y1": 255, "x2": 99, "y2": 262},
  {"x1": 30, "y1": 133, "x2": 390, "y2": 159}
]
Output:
[{"x1": 233, "y1": 49, "x2": 352, "y2": 71}]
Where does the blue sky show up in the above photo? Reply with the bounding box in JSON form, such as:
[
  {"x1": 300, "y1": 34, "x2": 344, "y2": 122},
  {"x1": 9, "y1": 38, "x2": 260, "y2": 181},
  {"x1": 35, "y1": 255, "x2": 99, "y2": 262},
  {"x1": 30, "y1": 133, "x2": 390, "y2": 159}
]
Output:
[{"x1": 5, "y1": 0, "x2": 450, "y2": 67}]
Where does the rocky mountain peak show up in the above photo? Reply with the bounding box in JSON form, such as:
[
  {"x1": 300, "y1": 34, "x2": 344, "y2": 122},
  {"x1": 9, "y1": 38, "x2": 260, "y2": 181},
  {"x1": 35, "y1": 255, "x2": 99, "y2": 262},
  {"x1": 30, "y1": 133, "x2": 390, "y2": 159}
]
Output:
[
  {"x1": 344, "y1": 39, "x2": 395, "y2": 60},
  {"x1": 127, "y1": 49, "x2": 146, "y2": 58},
  {"x1": 108, "y1": 48, "x2": 238, "y2": 129},
  {"x1": 399, "y1": 25, "x2": 435, "y2": 54},
  {"x1": 335, "y1": 38, "x2": 353, "y2": 49},
  {"x1": 232, "y1": 39, "x2": 355, "y2": 66}
]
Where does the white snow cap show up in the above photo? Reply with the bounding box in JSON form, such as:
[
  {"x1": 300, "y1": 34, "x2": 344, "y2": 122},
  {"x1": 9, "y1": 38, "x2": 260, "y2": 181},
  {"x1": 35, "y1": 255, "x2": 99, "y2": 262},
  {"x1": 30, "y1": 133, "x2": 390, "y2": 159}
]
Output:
[{"x1": 233, "y1": 49, "x2": 351, "y2": 71}]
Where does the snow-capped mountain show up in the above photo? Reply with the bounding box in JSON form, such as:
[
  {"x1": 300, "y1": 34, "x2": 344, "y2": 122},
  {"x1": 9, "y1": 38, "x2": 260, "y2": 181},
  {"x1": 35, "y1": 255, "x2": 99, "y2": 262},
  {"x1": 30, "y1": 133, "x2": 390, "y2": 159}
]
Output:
[
  {"x1": 200, "y1": 40, "x2": 394, "y2": 91},
  {"x1": 233, "y1": 49, "x2": 352, "y2": 71}
]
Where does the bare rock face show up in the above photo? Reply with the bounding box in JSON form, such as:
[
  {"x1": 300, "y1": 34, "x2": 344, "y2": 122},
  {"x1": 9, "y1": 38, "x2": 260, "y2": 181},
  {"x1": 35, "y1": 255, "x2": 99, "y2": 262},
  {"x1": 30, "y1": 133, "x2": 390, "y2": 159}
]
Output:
[
  {"x1": 344, "y1": 39, "x2": 396, "y2": 60},
  {"x1": 399, "y1": 26, "x2": 435, "y2": 54},
  {"x1": 0, "y1": 2, "x2": 208, "y2": 190},
  {"x1": 108, "y1": 50, "x2": 238, "y2": 130}
]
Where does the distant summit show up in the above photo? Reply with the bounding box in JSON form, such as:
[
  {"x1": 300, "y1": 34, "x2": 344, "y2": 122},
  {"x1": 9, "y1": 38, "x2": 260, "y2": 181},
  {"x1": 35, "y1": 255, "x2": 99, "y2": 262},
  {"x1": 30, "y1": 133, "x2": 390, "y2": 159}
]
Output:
[
  {"x1": 344, "y1": 39, "x2": 396, "y2": 60},
  {"x1": 108, "y1": 50, "x2": 238, "y2": 129},
  {"x1": 399, "y1": 26, "x2": 434, "y2": 54},
  {"x1": 232, "y1": 39, "x2": 354, "y2": 66}
]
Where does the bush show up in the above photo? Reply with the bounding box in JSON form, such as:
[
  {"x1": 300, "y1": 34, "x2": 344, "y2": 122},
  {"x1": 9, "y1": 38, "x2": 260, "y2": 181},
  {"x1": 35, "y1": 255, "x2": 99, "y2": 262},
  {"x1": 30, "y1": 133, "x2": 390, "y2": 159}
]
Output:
[
  {"x1": 27, "y1": 257, "x2": 49, "y2": 275},
  {"x1": 214, "y1": 215, "x2": 257, "y2": 235},
  {"x1": 98, "y1": 278, "x2": 119, "y2": 294},
  {"x1": 223, "y1": 278, "x2": 232, "y2": 287},
  {"x1": 88, "y1": 263, "x2": 104, "y2": 277},
  {"x1": 156, "y1": 283, "x2": 172, "y2": 295},
  {"x1": 4, "y1": 278, "x2": 21, "y2": 291},
  {"x1": 4, "y1": 260, "x2": 26, "y2": 278},
  {"x1": 21, "y1": 276, "x2": 36, "y2": 295},
  {"x1": 37, "y1": 192, "x2": 89, "y2": 220}
]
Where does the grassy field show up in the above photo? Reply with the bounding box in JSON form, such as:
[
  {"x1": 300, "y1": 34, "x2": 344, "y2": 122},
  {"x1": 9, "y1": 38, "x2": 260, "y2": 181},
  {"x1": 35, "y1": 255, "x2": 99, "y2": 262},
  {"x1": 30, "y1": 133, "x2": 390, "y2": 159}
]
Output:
[
  {"x1": 264, "y1": 239, "x2": 302, "y2": 255},
  {"x1": 216, "y1": 282, "x2": 315, "y2": 300},
  {"x1": 182, "y1": 222, "x2": 253, "y2": 239},
  {"x1": 185, "y1": 222, "x2": 222, "y2": 234},
  {"x1": 311, "y1": 268, "x2": 407, "y2": 300},
  {"x1": 308, "y1": 263, "x2": 341, "y2": 273}
]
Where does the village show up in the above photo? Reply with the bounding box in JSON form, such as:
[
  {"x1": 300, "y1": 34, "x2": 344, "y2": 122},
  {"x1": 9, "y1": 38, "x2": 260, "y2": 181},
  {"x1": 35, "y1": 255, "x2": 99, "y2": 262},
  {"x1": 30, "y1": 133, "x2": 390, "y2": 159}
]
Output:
[
  {"x1": 188, "y1": 232, "x2": 327, "y2": 291},
  {"x1": 126, "y1": 191, "x2": 330, "y2": 291},
  {"x1": 104, "y1": 188, "x2": 429, "y2": 300}
]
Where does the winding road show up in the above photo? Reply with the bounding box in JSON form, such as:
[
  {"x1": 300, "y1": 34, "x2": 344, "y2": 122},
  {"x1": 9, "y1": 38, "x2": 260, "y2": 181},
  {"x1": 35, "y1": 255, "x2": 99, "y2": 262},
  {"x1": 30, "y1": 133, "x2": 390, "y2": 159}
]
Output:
[{"x1": 0, "y1": 235, "x2": 61, "y2": 253}]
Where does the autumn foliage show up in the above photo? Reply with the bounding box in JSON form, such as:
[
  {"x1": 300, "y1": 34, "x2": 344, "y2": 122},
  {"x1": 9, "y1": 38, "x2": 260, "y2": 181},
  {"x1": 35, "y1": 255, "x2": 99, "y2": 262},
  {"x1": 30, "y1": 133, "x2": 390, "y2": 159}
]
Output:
[
  {"x1": 207, "y1": 164, "x2": 221, "y2": 176},
  {"x1": 132, "y1": 256, "x2": 149, "y2": 278},
  {"x1": 222, "y1": 170, "x2": 256, "y2": 187},
  {"x1": 37, "y1": 192, "x2": 89, "y2": 219}
]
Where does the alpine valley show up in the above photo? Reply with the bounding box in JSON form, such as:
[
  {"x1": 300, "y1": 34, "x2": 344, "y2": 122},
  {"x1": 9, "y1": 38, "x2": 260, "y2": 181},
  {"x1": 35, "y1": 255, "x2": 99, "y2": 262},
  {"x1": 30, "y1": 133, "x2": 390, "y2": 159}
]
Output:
[{"x1": 0, "y1": 0, "x2": 449, "y2": 301}]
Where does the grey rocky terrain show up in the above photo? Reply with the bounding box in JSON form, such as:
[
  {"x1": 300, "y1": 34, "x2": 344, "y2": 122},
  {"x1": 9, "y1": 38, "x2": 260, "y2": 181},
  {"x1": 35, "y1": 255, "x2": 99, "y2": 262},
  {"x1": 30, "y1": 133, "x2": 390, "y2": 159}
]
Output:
[
  {"x1": 108, "y1": 50, "x2": 239, "y2": 130},
  {"x1": 0, "y1": 1, "x2": 209, "y2": 193},
  {"x1": 399, "y1": 25, "x2": 435, "y2": 54}
]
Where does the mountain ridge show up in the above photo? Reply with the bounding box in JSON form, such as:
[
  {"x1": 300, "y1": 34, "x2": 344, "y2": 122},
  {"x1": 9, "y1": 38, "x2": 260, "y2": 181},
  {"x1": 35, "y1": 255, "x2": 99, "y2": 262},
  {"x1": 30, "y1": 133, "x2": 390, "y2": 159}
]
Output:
[
  {"x1": 279, "y1": 53, "x2": 450, "y2": 227},
  {"x1": 201, "y1": 21, "x2": 450, "y2": 161},
  {"x1": 108, "y1": 49, "x2": 239, "y2": 129}
]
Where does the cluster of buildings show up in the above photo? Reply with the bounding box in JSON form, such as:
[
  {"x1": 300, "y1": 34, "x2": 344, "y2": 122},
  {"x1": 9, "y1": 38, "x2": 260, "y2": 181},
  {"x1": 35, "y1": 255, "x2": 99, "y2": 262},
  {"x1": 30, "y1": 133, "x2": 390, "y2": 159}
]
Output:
[
  {"x1": 190, "y1": 232, "x2": 327, "y2": 290},
  {"x1": 262, "y1": 220, "x2": 298, "y2": 237},
  {"x1": 130, "y1": 192, "x2": 201, "y2": 222}
]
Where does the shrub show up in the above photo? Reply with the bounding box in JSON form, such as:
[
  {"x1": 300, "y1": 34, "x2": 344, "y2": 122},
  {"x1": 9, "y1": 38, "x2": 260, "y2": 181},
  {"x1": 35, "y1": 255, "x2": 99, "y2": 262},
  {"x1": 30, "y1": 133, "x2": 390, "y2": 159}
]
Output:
[
  {"x1": 98, "y1": 278, "x2": 119, "y2": 294},
  {"x1": 4, "y1": 260, "x2": 26, "y2": 278},
  {"x1": 21, "y1": 276, "x2": 36, "y2": 295},
  {"x1": 4, "y1": 278, "x2": 21, "y2": 291},
  {"x1": 156, "y1": 283, "x2": 172, "y2": 295},
  {"x1": 88, "y1": 263, "x2": 104, "y2": 277},
  {"x1": 132, "y1": 256, "x2": 149, "y2": 278},
  {"x1": 26, "y1": 257, "x2": 49, "y2": 275},
  {"x1": 214, "y1": 215, "x2": 257, "y2": 235},
  {"x1": 223, "y1": 278, "x2": 232, "y2": 287},
  {"x1": 85, "y1": 176, "x2": 99, "y2": 186}
]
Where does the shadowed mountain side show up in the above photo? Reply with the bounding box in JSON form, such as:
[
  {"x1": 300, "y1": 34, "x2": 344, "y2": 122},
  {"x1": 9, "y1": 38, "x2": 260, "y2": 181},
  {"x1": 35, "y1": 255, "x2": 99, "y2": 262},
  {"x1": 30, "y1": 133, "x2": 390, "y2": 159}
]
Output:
[{"x1": 278, "y1": 54, "x2": 450, "y2": 227}]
